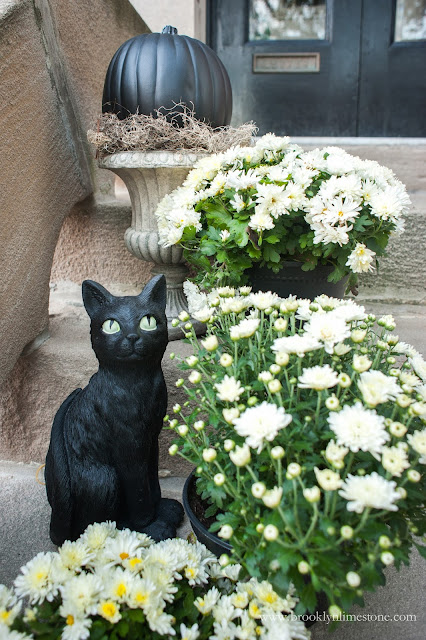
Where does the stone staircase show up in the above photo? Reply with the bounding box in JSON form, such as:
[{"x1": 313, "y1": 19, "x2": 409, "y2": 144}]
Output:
[{"x1": 1, "y1": 138, "x2": 426, "y2": 639}]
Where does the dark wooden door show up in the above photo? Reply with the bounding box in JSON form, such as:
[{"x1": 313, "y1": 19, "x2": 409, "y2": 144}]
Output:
[{"x1": 209, "y1": 0, "x2": 426, "y2": 136}]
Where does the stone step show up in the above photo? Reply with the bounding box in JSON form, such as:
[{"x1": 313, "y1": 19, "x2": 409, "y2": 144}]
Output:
[{"x1": 0, "y1": 459, "x2": 425, "y2": 640}]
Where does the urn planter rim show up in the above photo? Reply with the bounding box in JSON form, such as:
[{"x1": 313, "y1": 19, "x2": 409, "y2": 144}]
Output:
[{"x1": 98, "y1": 149, "x2": 208, "y2": 169}]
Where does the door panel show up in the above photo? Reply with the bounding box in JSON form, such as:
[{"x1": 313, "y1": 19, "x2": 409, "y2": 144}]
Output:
[
  {"x1": 211, "y1": 0, "x2": 362, "y2": 136},
  {"x1": 209, "y1": 0, "x2": 426, "y2": 136},
  {"x1": 358, "y1": 0, "x2": 426, "y2": 136}
]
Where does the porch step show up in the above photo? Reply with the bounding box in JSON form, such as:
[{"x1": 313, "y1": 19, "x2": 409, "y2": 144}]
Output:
[{"x1": 0, "y1": 459, "x2": 425, "y2": 640}]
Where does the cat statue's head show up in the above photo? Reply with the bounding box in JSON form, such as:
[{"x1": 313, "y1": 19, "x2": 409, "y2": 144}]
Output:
[{"x1": 82, "y1": 275, "x2": 168, "y2": 365}]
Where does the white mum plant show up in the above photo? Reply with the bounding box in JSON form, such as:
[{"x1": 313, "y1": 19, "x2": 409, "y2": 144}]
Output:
[
  {"x1": 168, "y1": 286, "x2": 426, "y2": 616},
  {"x1": 1, "y1": 523, "x2": 309, "y2": 640},
  {"x1": 155, "y1": 134, "x2": 410, "y2": 292}
]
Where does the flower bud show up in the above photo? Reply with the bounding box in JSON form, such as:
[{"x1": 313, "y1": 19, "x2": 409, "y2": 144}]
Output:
[
  {"x1": 173, "y1": 404, "x2": 181, "y2": 414},
  {"x1": 352, "y1": 354, "x2": 372, "y2": 373},
  {"x1": 251, "y1": 482, "x2": 266, "y2": 499},
  {"x1": 271, "y1": 446, "x2": 285, "y2": 460},
  {"x1": 219, "y1": 353, "x2": 233, "y2": 367},
  {"x1": 380, "y1": 551, "x2": 394, "y2": 566},
  {"x1": 178, "y1": 311, "x2": 190, "y2": 322},
  {"x1": 351, "y1": 329, "x2": 367, "y2": 343},
  {"x1": 263, "y1": 524, "x2": 279, "y2": 541},
  {"x1": 397, "y1": 394, "x2": 412, "y2": 408},
  {"x1": 223, "y1": 408, "x2": 240, "y2": 424},
  {"x1": 269, "y1": 559, "x2": 280, "y2": 572},
  {"x1": 269, "y1": 364, "x2": 281, "y2": 375},
  {"x1": 201, "y1": 335, "x2": 219, "y2": 352},
  {"x1": 262, "y1": 487, "x2": 283, "y2": 508},
  {"x1": 169, "y1": 418, "x2": 178, "y2": 429},
  {"x1": 275, "y1": 352, "x2": 290, "y2": 366},
  {"x1": 169, "y1": 352, "x2": 176, "y2": 360},
  {"x1": 298, "y1": 561, "x2": 310, "y2": 574},
  {"x1": 329, "y1": 605, "x2": 342, "y2": 620},
  {"x1": 194, "y1": 420, "x2": 205, "y2": 432},
  {"x1": 286, "y1": 462, "x2": 301, "y2": 479},
  {"x1": 177, "y1": 424, "x2": 188, "y2": 436},
  {"x1": 340, "y1": 525, "x2": 354, "y2": 539},
  {"x1": 256, "y1": 523, "x2": 264, "y2": 533},
  {"x1": 303, "y1": 486, "x2": 321, "y2": 503},
  {"x1": 325, "y1": 395, "x2": 340, "y2": 411},
  {"x1": 229, "y1": 444, "x2": 251, "y2": 467},
  {"x1": 202, "y1": 448, "x2": 217, "y2": 463},
  {"x1": 171, "y1": 319, "x2": 179, "y2": 327},
  {"x1": 219, "y1": 554, "x2": 230, "y2": 567},
  {"x1": 379, "y1": 535, "x2": 392, "y2": 549},
  {"x1": 247, "y1": 396, "x2": 258, "y2": 407},
  {"x1": 224, "y1": 439, "x2": 235, "y2": 452},
  {"x1": 407, "y1": 469, "x2": 421, "y2": 482},
  {"x1": 268, "y1": 379, "x2": 282, "y2": 394},
  {"x1": 337, "y1": 373, "x2": 351, "y2": 388},
  {"x1": 258, "y1": 371, "x2": 273, "y2": 382},
  {"x1": 214, "y1": 473, "x2": 226, "y2": 486},
  {"x1": 184, "y1": 322, "x2": 192, "y2": 330},
  {"x1": 274, "y1": 317, "x2": 288, "y2": 332},
  {"x1": 168, "y1": 444, "x2": 178, "y2": 456},
  {"x1": 326, "y1": 526, "x2": 336, "y2": 536},
  {"x1": 389, "y1": 421, "x2": 407, "y2": 437},
  {"x1": 188, "y1": 370, "x2": 202, "y2": 384},
  {"x1": 175, "y1": 378, "x2": 184, "y2": 388},
  {"x1": 186, "y1": 355, "x2": 199, "y2": 367},
  {"x1": 346, "y1": 572, "x2": 361, "y2": 588},
  {"x1": 218, "y1": 525, "x2": 233, "y2": 540},
  {"x1": 396, "y1": 486, "x2": 407, "y2": 500}
]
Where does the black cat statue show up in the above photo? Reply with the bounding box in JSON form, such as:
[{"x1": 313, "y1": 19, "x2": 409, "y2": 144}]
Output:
[{"x1": 45, "y1": 274, "x2": 184, "y2": 545}]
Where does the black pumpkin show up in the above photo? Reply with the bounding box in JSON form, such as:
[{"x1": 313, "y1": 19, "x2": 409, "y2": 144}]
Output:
[{"x1": 102, "y1": 26, "x2": 232, "y2": 127}]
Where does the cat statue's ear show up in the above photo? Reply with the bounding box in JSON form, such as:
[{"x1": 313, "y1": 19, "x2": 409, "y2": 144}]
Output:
[
  {"x1": 82, "y1": 280, "x2": 115, "y2": 318},
  {"x1": 139, "y1": 274, "x2": 167, "y2": 311}
]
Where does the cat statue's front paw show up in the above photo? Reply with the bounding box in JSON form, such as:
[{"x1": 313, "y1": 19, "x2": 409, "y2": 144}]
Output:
[
  {"x1": 157, "y1": 497, "x2": 184, "y2": 527},
  {"x1": 142, "y1": 518, "x2": 177, "y2": 542}
]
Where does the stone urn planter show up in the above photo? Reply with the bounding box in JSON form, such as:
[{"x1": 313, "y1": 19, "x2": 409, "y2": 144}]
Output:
[{"x1": 99, "y1": 150, "x2": 206, "y2": 339}]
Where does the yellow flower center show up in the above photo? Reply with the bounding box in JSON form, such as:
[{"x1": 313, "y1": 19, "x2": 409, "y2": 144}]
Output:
[
  {"x1": 129, "y1": 557, "x2": 142, "y2": 569},
  {"x1": 66, "y1": 615, "x2": 74, "y2": 626},
  {"x1": 135, "y1": 592, "x2": 148, "y2": 604},
  {"x1": 119, "y1": 552, "x2": 129, "y2": 561},
  {"x1": 265, "y1": 593, "x2": 277, "y2": 604},
  {"x1": 101, "y1": 602, "x2": 117, "y2": 618},
  {"x1": 185, "y1": 567, "x2": 196, "y2": 578},
  {"x1": 116, "y1": 583, "x2": 127, "y2": 597}
]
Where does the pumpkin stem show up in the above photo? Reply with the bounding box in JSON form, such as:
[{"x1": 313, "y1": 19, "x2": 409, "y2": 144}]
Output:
[{"x1": 162, "y1": 25, "x2": 178, "y2": 35}]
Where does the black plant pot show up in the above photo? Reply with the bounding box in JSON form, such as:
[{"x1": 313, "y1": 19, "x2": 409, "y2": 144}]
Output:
[
  {"x1": 248, "y1": 262, "x2": 348, "y2": 299},
  {"x1": 182, "y1": 472, "x2": 232, "y2": 557}
]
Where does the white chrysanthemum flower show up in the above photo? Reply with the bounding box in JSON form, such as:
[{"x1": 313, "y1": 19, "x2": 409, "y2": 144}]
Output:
[
  {"x1": 369, "y1": 185, "x2": 410, "y2": 221},
  {"x1": 179, "y1": 622, "x2": 200, "y2": 640},
  {"x1": 409, "y1": 355, "x2": 426, "y2": 382},
  {"x1": 314, "y1": 467, "x2": 342, "y2": 491},
  {"x1": 261, "y1": 613, "x2": 310, "y2": 640},
  {"x1": 357, "y1": 370, "x2": 400, "y2": 406},
  {"x1": 333, "y1": 299, "x2": 367, "y2": 322},
  {"x1": 58, "y1": 540, "x2": 94, "y2": 572},
  {"x1": 215, "y1": 375, "x2": 244, "y2": 402},
  {"x1": 271, "y1": 334, "x2": 321, "y2": 355},
  {"x1": 346, "y1": 243, "x2": 376, "y2": 273},
  {"x1": 230, "y1": 318, "x2": 260, "y2": 340},
  {"x1": 251, "y1": 579, "x2": 290, "y2": 612},
  {"x1": 0, "y1": 585, "x2": 21, "y2": 628},
  {"x1": 304, "y1": 311, "x2": 351, "y2": 354},
  {"x1": 80, "y1": 521, "x2": 117, "y2": 552},
  {"x1": 262, "y1": 487, "x2": 283, "y2": 508},
  {"x1": 229, "y1": 443, "x2": 251, "y2": 467},
  {"x1": 328, "y1": 401, "x2": 389, "y2": 459},
  {"x1": 101, "y1": 528, "x2": 144, "y2": 567},
  {"x1": 298, "y1": 364, "x2": 339, "y2": 390},
  {"x1": 393, "y1": 341, "x2": 418, "y2": 358},
  {"x1": 127, "y1": 576, "x2": 161, "y2": 611},
  {"x1": 255, "y1": 183, "x2": 289, "y2": 218},
  {"x1": 60, "y1": 614, "x2": 92, "y2": 640},
  {"x1": 339, "y1": 472, "x2": 400, "y2": 513},
  {"x1": 60, "y1": 573, "x2": 104, "y2": 617},
  {"x1": 233, "y1": 402, "x2": 292, "y2": 452},
  {"x1": 352, "y1": 354, "x2": 372, "y2": 373},
  {"x1": 194, "y1": 586, "x2": 221, "y2": 615},
  {"x1": 14, "y1": 552, "x2": 65, "y2": 605},
  {"x1": 325, "y1": 440, "x2": 349, "y2": 465},
  {"x1": 192, "y1": 306, "x2": 214, "y2": 323},
  {"x1": 103, "y1": 567, "x2": 138, "y2": 604},
  {"x1": 310, "y1": 220, "x2": 352, "y2": 247},
  {"x1": 248, "y1": 209, "x2": 275, "y2": 232},
  {"x1": 407, "y1": 429, "x2": 426, "y2": 455},
  {"x1": 381, "y1": 444, "x2": 410, "y2": 477},
  {"x1": 250, "y1": 291, "x2": 279, "y2": 310}
]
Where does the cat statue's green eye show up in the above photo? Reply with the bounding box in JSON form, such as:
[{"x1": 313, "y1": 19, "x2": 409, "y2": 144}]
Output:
[
  {"x1": 102, "y1": 319, "x2": 121, "y2": 334},
  {"x1": 140, "y1": 315, "x2": 157, "y2": 331}
]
